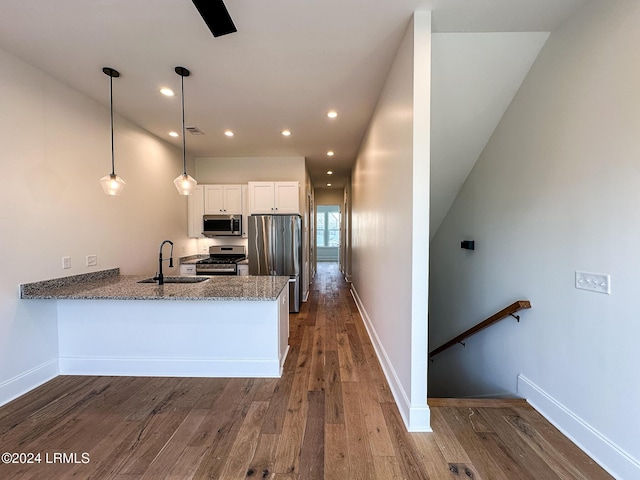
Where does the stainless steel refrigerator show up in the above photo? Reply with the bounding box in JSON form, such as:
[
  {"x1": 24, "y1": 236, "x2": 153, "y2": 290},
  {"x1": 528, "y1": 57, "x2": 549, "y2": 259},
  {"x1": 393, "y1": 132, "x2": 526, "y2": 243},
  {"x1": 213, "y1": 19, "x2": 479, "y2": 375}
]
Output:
[{"x1": 248, "y1": 214, "x2": 302, "y2": 312}]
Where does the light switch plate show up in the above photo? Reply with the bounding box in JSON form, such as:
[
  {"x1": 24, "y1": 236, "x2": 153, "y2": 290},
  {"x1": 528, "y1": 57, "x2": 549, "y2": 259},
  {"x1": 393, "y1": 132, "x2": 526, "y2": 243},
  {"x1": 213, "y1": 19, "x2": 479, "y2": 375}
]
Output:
[
  {"x1": 62, "y1": 256, "x2": 71, "y2": 269},
  {"x1": 575, "y1": 271, "x2": 610, "y2": 294},
  {"x1": 86, "y1": 254, "x2": 97, "y2": 267}
]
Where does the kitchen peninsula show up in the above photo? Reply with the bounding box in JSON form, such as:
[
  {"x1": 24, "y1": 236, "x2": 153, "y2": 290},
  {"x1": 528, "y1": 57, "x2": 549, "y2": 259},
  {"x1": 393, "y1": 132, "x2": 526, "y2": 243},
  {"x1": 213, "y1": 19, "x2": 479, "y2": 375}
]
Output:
[{"x1": 20, "y1": 269, "x2": 290, "y2": 378}]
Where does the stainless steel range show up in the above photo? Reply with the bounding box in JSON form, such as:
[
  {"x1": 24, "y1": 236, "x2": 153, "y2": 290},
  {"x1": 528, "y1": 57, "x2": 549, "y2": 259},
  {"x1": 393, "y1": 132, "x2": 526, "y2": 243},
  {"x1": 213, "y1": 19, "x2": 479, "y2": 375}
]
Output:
[{"x1": 195, "y1": 245, "x2": 246, "y2": 276}]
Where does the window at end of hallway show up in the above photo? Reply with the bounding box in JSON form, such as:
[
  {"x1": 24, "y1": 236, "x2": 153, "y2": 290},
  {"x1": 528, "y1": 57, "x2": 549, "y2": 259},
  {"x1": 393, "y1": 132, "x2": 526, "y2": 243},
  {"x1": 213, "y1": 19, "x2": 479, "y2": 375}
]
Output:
[{"x1": 317, "y1": 205, "x2": 340, "y2": 247}]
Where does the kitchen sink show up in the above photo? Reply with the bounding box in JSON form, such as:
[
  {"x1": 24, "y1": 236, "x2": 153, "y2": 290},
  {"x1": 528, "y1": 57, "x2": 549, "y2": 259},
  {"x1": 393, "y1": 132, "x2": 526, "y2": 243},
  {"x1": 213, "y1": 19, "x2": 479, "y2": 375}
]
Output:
[{"x1": 137, "y1": 276, "x2": 209, "y2": 284}]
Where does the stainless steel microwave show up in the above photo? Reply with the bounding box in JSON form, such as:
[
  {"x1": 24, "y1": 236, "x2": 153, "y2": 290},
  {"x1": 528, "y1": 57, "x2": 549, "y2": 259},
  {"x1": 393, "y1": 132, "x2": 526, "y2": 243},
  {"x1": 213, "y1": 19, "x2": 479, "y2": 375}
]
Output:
[{"x1": 202, "y1": 215, "x2": 242, "y2": 237}]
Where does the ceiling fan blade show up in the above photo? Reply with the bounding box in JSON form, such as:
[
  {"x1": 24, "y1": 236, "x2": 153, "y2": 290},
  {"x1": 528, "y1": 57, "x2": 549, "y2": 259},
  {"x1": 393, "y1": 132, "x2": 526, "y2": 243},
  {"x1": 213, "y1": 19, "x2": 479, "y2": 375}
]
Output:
[{"x1": 191, "y1": 0, "x2": 237, "y2": 37}]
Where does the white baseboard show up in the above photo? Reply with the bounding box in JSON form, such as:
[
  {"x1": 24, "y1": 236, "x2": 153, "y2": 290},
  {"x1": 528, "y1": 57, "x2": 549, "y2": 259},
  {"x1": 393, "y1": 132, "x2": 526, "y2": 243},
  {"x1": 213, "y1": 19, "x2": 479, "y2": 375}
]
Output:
[
  {"x1": 518, "y1": 374, "x2": 639, "y2": 480},
  {"x1": 59, "y1": 356, "x2": 283, "y2": 378},
  {"x1": 351, "y1": 286, "x2": 431, "y2": 432},
  {"x1": 0, "y1": 359, "x2": 58, "y2": 407}
]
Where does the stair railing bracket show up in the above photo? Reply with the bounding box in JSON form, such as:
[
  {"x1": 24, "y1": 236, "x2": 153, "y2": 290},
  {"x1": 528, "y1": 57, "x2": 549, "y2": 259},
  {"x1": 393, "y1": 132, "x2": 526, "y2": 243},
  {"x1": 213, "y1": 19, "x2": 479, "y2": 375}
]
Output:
[{"x1": 509, "y1": 313, "x2": 520, "y2": 322}]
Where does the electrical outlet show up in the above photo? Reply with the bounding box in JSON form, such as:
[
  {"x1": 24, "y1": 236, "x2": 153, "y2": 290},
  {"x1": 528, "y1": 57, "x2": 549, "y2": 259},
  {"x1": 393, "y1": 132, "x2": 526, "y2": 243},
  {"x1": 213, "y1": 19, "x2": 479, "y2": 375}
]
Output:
[
  {"x1": 575, "y1": 271, "x2": 610, "y2": 294},
  {"x1": 181, "y1": 245, "x2": 187, "y2": 254},
  {"x1": 86, "y1": 254, "x2": 97, "y2": 267},
  {"x1": 62, "y1": 256, "x2": 71, "y2": 269}
]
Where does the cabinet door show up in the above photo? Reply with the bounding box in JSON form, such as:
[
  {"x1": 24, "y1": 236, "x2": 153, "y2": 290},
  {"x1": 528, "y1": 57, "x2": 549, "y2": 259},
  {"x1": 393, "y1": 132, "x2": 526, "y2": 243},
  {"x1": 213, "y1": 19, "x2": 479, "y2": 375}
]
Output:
[
  {"x1": 187, "y1": 185, "x2": 205, "y2": 238},
  {"x1": 180, "y1": 264, "x2": 196, "y2": 275},
  {"x1": 241, "y1": 184, "x2": 249, "y2": 238},
  {"x1": 249, "y1": 182, "x2": 275, "y2": 214},
  {"x1": 274, "y1": 182, "x2": 299, "y2": 214},
  {"x1": 223, "y1": 185, "x2": 243, "y2": 215},
  {"x1": 204, "y1": 185, "x2": 225, "y2": 214},
  {"x1": 237, "y1": 264, "x2": 249, "y2": 276}
]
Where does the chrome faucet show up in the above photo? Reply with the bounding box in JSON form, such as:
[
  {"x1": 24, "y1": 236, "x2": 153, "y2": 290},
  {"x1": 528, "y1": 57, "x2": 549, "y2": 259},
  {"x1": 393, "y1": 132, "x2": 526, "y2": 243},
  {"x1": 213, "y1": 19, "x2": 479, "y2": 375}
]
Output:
[{"x1": 154, "y1": 240, "x2": 174, "y2": 285}]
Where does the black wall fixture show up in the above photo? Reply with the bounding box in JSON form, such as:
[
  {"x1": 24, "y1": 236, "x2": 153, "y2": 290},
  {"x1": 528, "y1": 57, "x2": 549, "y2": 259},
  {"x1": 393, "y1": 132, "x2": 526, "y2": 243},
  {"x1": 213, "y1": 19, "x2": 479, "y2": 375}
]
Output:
[
  {"x1": 191, "y1": 0, "x2": 237, "y2": 37},
  {"x1": 461, "y1": 240, "x2": 475, "y2": 250}
]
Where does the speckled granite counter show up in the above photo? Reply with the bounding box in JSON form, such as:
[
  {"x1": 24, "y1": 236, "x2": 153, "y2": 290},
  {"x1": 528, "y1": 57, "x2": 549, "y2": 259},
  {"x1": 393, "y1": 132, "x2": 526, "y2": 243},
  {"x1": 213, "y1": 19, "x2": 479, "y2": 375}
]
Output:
[
  {"x1": 178, "y1": 254, "x2": 209, "y2": 265},
  {"x1": 20, "y1": 269, "x2": 289, "y2": 301},
  {"x1": 20, "y1": 269, "x2": 291, "y2": 378}
]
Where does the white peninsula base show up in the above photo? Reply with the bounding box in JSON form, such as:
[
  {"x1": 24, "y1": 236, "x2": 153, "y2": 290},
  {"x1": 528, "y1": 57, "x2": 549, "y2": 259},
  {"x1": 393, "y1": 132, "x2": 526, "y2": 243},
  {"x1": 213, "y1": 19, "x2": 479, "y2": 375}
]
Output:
[{"x1": 57, "y1": 287, "x2": 289, "y2": 378}]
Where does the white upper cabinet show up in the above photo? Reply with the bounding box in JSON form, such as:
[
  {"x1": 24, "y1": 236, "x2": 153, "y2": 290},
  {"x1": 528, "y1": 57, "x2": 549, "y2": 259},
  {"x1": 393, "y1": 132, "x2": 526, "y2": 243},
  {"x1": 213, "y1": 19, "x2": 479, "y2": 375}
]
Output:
[
  {"x1": 249, "y1": 182, "x2": 275, "y2": 214},
  {"x1": 249, "y1": 181, "x2": 299, "y2": 214},
  {"x1": 274, "y1": 182, "x2": 300, "y2": 213},
  {"x1": 204, "y1": 184, "x2": 243, "y2": 215},
  {"x1": 241, "y1": 184, "x2": 249, "y2": 238},
  {"x1": 187, "y1": 185, "x2": 205, "y2": 238}
]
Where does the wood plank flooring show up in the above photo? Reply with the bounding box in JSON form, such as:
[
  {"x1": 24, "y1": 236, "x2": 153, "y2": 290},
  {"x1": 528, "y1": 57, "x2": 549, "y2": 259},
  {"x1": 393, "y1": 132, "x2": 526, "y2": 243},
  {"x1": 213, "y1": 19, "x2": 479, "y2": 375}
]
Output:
[{"x1": 0, "y1": 263, "x2": 612, "y2": 479}]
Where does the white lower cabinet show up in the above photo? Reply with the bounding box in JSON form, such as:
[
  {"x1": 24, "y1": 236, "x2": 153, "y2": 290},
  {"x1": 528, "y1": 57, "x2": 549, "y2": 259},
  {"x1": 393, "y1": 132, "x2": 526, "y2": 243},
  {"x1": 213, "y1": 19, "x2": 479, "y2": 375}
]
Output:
[
  {"x1": 237, "y1": 264, "x2": 249, "y2": 276},
  {"x1": 180, "y1": 264, "x2": 196, "y2": 276}
]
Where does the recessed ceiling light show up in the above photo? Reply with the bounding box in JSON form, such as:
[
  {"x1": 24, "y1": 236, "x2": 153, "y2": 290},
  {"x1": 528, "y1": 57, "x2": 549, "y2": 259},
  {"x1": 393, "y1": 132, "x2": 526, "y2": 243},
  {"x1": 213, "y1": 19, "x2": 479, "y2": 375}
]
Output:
[
  {"x1": 281, "y1": 130, "x2": 291, "y2": 137},
  {"x1": 169, "y1": 131, "x2": 179, "y2": 137},
  {"x1": 327, "y1": 151, "x2": 334, "y2": 156},
  {"x1": 326, "y1": 183, "x2": 332, "y2": 187},
  {"x1": 224, "y1": 130, "x2": 234, "y2": 137},
  {"x1": 327, "y1": 171, "x2": 333, "y2": 175},
  {"x1": 327, "y1": 111, "x2": 338, "y2": 118},
  {"x1": 160, "y1": 88, "x2": 175, "y2": 97}
]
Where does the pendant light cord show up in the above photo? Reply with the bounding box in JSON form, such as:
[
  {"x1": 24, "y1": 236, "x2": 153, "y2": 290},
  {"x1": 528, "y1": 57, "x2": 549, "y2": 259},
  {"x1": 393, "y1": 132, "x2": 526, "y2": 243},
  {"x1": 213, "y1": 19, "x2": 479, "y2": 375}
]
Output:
[
  {"x1": 180, "y1": 73, "x2": 187, "y2": 175},
  {"x1": 109, "y1": 73, "x2": 115, "y2": 176}
]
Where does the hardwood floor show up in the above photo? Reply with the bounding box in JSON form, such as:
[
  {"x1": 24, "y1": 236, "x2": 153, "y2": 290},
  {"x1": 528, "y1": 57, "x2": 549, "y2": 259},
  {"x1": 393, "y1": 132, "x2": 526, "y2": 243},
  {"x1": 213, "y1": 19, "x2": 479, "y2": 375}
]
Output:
[{"x1": 0, "y1": 263, "x2": 612, "y2": 479}]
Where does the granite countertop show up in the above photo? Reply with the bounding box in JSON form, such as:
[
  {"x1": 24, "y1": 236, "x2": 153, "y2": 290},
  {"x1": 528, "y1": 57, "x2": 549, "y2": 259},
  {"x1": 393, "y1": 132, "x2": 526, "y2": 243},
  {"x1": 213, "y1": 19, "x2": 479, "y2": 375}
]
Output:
[
  {"x1": 179, "y1": 254, "x2": 209, "y2": 265},
  {"x1": 20, "y1": 269, "x2": 289, "y2": 301}
]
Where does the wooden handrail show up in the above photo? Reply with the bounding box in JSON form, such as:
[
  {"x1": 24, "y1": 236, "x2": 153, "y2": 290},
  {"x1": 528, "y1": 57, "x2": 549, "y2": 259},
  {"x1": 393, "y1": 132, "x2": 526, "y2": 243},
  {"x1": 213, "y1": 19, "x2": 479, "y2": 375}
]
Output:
[{"x1": 429, "y1": 300, "x2": 531, "y2": 359}]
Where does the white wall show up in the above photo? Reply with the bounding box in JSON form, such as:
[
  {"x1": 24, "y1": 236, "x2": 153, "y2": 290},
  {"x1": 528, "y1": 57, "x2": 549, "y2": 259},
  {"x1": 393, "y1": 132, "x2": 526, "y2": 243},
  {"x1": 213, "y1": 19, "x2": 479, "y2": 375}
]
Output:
[
  {"x1": 430, "y1": 31, "x2": 549, "y2": 239},
  {"x1": 314, "y1": 188, "x2": 343, "y2": 206},
  {"x1": 196, "y1": 155, "x2": 305, "y2": 184},
  {"x1": 429, "y1": 1, "x2": 640, "y2": 477},
  {"x1": 351, "y1": 12, "x2": 430, "y2": 431},
  {"x1": 0, "y1": 47, "x2": 190, "y2": 406}
]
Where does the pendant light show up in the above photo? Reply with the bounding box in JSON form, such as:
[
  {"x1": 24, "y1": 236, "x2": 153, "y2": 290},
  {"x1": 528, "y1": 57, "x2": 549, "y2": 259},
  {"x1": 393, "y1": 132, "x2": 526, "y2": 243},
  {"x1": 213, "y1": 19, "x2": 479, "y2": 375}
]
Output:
[
  {"x1": 173, "y1": 66, "x2": 197, "y2": 195},
  {"x1": 99, "y1": 67, "x2": 126, "y2": 195}
]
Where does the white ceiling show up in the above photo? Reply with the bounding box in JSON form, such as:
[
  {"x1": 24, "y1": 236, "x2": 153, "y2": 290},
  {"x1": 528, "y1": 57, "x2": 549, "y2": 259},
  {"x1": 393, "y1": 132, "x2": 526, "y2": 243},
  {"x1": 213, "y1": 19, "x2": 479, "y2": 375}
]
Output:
[{"x1": 0, "y1": 0, "x2": 588, "y2": 192}]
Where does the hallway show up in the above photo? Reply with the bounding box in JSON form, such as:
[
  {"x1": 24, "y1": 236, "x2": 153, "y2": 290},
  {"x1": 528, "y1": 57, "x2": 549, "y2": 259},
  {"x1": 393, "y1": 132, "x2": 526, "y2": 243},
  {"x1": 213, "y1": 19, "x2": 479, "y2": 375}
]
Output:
[{"x1": 0, "y1": 263, "x2": 611, "y2": 479}]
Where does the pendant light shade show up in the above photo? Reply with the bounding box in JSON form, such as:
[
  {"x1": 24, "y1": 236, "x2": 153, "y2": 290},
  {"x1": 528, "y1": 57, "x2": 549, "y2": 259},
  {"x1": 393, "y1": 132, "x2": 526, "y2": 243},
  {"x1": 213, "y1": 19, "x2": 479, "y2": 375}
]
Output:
[
  {"x1": 173, "y1": 66, "x2": 197, "y2": 195},
  {"x1": 174, "y1": 173, "x2": 197, "y2": 195},
  {"x1": 100, "y1": 67, "x2": 125, "y2": 195},
  {"x1": 100, "y1": 173, "x2": 126, "y2": 195}
]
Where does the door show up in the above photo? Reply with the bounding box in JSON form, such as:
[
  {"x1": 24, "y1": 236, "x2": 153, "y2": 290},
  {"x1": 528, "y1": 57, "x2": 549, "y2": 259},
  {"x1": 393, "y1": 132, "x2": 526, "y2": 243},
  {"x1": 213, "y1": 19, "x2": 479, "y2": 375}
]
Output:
[
  {"x1": 316, "y1": 205, "x2": 341, "y2": 262},
  {"x1": 272, "y1": 215, "x2": 300, "y2": 276},
  {"x1": 248, "y1": 215, "x2": 274, "y2": 275},
  {"x1": 272, "y1": 215, "x2": 301, "y2": 312}
]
